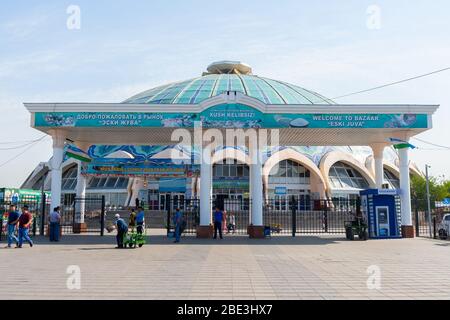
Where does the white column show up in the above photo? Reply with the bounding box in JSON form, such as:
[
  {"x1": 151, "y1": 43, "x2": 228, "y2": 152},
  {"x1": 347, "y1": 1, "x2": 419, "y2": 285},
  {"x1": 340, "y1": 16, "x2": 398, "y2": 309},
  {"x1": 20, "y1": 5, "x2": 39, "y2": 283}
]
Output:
[
  {"x1": 130, "y1": 178, "x2": 145, "y2": 206},
  {"x1": 250, "y1": 150, "x2": 263, "y2": 226},
  {"x1": 399, "y1": 147, "x2": 412, "y2": 226},
  {"x1": 371, "y1": 143, "x2": 386, "y2": 189},
  {"x1": 75, "y1": 161, "x2": 86, "y2": 224},
  {"x1": 200, "y1": 144, "x2": 212, "y2": 226},
  {"x1": 50, "y1": 130, "x2": 66, "y2": 210}
]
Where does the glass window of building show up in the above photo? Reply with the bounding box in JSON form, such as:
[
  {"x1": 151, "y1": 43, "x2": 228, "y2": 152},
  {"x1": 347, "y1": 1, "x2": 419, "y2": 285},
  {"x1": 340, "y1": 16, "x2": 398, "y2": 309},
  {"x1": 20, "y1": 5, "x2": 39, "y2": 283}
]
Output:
[
  {"x1": 329, "y1": 162, "x2": 369, "y2": 189},
  {"x1": 86, "y1": 192, "x2": 128, "y2": 208},
  {"x1": 213, "y1": 160, "x2": 249, "y2": 178},
  {"x1": 384, "y1": 169, "x2": 400, "y2": 189},
  {"x1": 61, "y1": 166, "x2": 78, "y2": 191},
  {"x1": 88, "y1": 177, "x2": 129, "y2": 190},
  {"x1": 268, "y1": 160, "x2": 310, "y2": 185}
]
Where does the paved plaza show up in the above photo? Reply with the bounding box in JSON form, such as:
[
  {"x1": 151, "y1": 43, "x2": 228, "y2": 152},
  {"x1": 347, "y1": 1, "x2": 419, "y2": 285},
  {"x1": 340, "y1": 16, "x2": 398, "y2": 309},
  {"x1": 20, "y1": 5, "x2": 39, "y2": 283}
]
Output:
[{"x1": 1, "y1": 233, "x2": 450, "y2": 300}]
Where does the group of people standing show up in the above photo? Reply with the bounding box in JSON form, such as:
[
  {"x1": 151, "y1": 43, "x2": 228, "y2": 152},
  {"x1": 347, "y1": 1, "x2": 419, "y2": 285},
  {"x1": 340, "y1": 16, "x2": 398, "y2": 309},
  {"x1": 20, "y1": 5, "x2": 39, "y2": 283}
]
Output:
[
  {"x1": 5, "y1": 203, "x2": 239, "y2": 249},
  {"x1": 213, "y1": 207, "x2": 237, "y2": 239},
  {"x1": 114, "y1": 206, "x2": 187, "y2": 247},
  {"x1": 5, "y1": 204, "x2": 62, "y2": 248},
  {"x1": 5, "y1": 204, "x2": 34, "y2": 248}
]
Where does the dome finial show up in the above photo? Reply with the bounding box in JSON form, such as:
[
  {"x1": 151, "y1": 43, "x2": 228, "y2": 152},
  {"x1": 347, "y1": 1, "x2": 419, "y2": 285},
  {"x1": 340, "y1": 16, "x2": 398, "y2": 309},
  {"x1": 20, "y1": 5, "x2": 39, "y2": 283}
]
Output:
[{"x1": 206, "y1": 60, "x2": 253, "y2": 75}]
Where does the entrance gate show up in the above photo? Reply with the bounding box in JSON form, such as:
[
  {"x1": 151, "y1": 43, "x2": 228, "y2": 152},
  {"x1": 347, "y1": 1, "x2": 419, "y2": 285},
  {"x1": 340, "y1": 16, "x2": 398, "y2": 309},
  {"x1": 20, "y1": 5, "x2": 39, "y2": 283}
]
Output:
[
  {"x1": 60, "y1": 196, "x2": 106, "y2": 235},
  {"x1": 264, "y1": 198, "x2": 356, "y2": 236},
  {"x1": 163, "y1": 197, "x2": 354, "y2": 237}
]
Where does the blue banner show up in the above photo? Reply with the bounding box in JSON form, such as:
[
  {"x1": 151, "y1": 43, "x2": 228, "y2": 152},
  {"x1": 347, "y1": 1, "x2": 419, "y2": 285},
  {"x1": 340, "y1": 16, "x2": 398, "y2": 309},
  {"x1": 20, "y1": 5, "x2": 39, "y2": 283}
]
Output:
[{"x1": 34, "y1": 104, "x2": 429, "y2": 129}]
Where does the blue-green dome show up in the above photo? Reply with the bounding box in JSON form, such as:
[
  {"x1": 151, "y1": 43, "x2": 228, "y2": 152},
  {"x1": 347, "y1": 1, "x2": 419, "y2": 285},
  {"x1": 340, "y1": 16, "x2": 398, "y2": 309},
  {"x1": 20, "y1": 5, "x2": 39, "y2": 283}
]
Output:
[{"x1": 123, "y1": 62, "x2": 334, "y2": 105}]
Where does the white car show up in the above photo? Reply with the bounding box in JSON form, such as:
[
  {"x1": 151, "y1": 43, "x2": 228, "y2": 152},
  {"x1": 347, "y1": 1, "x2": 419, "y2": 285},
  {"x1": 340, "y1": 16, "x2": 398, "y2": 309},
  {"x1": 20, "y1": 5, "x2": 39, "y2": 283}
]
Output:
[{"x1": 438, "y1": 214, "x2": 450, "y2": 240}]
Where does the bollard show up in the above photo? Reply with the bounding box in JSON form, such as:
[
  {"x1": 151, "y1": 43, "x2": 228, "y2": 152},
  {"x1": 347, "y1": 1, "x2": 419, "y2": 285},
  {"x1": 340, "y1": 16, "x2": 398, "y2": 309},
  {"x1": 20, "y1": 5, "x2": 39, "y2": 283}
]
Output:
[{"x1": 433, "y1": 217, "x2": 437, "y2": 239}]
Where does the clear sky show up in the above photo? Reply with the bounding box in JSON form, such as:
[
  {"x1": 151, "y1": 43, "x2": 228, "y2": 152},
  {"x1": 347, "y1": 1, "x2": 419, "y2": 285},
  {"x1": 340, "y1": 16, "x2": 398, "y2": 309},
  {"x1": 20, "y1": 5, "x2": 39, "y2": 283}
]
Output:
[{"x1": 0, "y1": 0, "x2": 449, "y2": 187}]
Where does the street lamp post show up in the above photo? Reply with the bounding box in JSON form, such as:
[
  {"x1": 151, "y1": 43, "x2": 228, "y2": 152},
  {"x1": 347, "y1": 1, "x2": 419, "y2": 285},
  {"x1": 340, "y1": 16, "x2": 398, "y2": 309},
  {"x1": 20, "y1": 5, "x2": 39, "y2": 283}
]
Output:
[{"x1": 425, "y1": 165, "x2": 432, "y2": 238}]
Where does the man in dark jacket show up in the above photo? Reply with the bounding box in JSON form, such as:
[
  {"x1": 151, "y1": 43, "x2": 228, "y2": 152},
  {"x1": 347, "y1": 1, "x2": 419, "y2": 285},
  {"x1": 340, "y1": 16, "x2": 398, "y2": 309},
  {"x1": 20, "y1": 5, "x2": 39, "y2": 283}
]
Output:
[
  {"x1": 213, "y1": 207, "x2": 224, "y2": 240},
  {"x1": 6, "y1": 205, "x2": 20, "y2": 248},
  {"x1": 17, "y1": 205, "x2": 34, "y2": 248}
]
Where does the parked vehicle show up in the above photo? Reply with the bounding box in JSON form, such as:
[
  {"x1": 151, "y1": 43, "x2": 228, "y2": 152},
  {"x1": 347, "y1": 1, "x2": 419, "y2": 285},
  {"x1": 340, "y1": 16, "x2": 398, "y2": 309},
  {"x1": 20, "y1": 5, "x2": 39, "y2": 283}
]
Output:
[{"x1": 438, "y1": 214, "x2": 450, "y2": 240}]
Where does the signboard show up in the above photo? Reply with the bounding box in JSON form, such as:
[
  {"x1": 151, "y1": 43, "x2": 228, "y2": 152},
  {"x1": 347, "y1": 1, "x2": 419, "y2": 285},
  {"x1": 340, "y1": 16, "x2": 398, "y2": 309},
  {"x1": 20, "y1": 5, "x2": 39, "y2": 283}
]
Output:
[
  {"x1": 436, "y1": 199, "x2": 450, "y2": 208},
  {"x1": 83, "y1": 162, "x2": 194, "y2": 177},
  {"x1": 275, "y1": 187, "x2": 287, "y2": 195},
  {"x1": 159, "y1": 178, "x2": 187, "y2": 193},
  {"x1": 377, "y1": 189, "x2": 400, "y2": 196},
  {"x1": 213, "y1": 179, "x2": 249, "y2": 190},
  {"x1": 0, "y1": 188, "x2": 51, "y2": 203},
  {"x1": 34, "y1": 104, "x2": 429, "y2": 129}
]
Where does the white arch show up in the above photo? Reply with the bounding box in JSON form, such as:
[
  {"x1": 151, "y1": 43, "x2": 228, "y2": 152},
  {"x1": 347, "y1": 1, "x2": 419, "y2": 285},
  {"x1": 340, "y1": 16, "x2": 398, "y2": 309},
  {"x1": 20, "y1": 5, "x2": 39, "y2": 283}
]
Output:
[
  {"x1": 263, "y1": 148, "x2": 327, "y2": 199},
  {"x1": 384, "y1": 162, "x2": 400, "y2": 179},
  {"x1": 211, "y1": 148, "x2": 250, "y2": 165},
  {"x1": 105, "y1": 150, "x2": 134, "y2": 159},
  {"x1": 320, "y1": 151, "x2": 377, "y2": 195},
  {"x1": 151, "y1": 147, "x2": 191, "y2": 160},
  {"x1": 192, "y1": 148, "x2": 250, "y2": 199},
  {"x1": 367, "y1": 154, "x2": 422, "y2": 179}
]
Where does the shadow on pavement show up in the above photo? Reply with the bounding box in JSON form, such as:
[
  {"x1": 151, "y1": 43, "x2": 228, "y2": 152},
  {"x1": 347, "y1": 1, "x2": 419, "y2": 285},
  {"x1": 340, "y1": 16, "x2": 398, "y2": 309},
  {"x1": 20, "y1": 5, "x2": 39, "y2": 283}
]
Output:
[
  {"x1": 434, "y1": 242, "x2": 450, "y2": 247},
  {"x1": 8, "y1": 234, "x2": 347, "y2": 247}
]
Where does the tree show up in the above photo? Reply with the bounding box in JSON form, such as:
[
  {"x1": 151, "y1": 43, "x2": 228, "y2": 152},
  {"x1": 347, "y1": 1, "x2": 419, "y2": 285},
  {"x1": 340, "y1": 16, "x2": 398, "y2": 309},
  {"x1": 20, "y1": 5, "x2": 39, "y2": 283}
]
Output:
[
  {"x1": 411, "y1": 175, "x2": 448, "y2": 210},
  {"x1": 442, "y1": 180, "x2": 450, "y2": 199}
]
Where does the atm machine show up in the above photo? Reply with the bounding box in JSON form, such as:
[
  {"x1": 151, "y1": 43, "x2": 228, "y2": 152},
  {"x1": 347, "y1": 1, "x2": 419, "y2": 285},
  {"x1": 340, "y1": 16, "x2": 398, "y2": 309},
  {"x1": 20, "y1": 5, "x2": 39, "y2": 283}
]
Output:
[{"x1": 359, "y1": 189, "x2": 402, "y2": 239}]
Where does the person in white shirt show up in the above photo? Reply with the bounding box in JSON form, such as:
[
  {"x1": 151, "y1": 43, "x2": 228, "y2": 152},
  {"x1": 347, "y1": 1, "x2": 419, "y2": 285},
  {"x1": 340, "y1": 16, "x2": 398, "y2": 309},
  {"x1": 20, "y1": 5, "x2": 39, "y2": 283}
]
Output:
[
  {"x1": 48, "y1": 207, "x2": 61, "y2": 242},
  {"x1": 227, "y1": 213, "x2": 236, "y2": 234}
]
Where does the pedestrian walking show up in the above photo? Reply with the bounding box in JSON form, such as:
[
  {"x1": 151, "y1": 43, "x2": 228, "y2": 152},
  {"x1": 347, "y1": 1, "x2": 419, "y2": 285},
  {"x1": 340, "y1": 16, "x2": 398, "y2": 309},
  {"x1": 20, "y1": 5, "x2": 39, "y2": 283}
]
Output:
[
  {"x1": 5, "y1": 205, "x2": 19, "y2": 248},
  {"x1": 17, "y1": 205, "x2": 33, "y2": 248},
  {"x1": 228, "y1": 213, "x2": 236, "y2": 234},
  {"x1": 129, "y1": 208, "x2": 136, "y2": 232},
  {"x1": 222, "y1": 210, "x2": 228, "y2": 233},
  {"x1": 173, "y1": 208, "x2": 184, "y2": 243},
  {"x1": 136, "y1": 206, "x2": 145, "y2": 235},
  {"x1": 48, "y1": 207, "x2": 61, "y2": 242},
  {"x1": 135, "y1": 198, "x2": 140, "y2": 209},
  {"x1": 213, "y1": 207, "x2": 223, "y2": 239}
]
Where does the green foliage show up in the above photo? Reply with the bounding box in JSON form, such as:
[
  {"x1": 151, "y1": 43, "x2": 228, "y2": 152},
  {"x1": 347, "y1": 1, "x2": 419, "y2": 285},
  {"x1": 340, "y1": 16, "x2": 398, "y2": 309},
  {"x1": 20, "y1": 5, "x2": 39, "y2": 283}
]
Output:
[
  {"x1": 411, "y1": 175, "x2": 449, "y2": 210},
  {"x1": 442, "y1": 180, "x2": 450, "y2": 199}
]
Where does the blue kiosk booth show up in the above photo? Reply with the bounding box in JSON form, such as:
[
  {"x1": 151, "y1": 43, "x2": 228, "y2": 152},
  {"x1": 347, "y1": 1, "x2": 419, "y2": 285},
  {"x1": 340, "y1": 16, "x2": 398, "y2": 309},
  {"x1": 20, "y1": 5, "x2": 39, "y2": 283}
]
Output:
[{"x1": 360, "y1": 189, "x2": 402, "y2": 239}]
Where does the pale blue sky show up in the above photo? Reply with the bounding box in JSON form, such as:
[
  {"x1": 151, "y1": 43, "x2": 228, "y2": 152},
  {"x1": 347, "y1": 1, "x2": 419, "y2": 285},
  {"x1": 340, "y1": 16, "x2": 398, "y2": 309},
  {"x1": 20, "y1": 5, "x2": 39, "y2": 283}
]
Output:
[{"x1": 1, "y1": 0, "x2": 449, "y2": 186}]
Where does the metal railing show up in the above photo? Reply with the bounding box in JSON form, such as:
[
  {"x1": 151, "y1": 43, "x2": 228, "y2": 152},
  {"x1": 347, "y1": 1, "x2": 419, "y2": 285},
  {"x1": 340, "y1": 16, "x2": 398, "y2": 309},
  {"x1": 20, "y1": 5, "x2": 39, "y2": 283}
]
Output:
[{"x1": 412, "y1": 198, "x2": 450, "y2": 238}]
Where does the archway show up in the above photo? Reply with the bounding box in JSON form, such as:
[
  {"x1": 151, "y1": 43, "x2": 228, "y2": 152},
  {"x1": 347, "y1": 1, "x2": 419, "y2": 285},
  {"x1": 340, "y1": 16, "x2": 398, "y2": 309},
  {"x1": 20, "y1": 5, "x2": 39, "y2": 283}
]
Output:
[
  {"x1": 209, "y1": 148, "x2": 251, "y2": 235},
  {"x1": 263, "y1": 149, "x2": 327, "y2": 201},
  {"x1": 320, "y1": 151, "x2": 376, "y2": 199}
]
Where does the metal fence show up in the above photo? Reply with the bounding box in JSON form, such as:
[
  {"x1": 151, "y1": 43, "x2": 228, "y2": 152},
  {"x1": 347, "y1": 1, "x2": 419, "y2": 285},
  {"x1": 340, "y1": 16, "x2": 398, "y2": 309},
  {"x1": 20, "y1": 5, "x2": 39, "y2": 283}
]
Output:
[
  {"x1": 160, "y1": 197, "x2": 353, "y2": 237},
  {"x1": 264, "y1": 198, "x2": 355, "y2": 236},
  {"x1": 218, "y1": 198, "x2": 250, "y2": 235},
  {"x1": 0, "y1": 194, "x2": 106, "y2": 241},
  {"x1": 0, "y1": 194, "x2": 49, "y2": 241},
  {"x1": 59, "y1": 197, "x2": 105, "y2": 235},
  {"x1": 166, "y1": 198, "x2": 200, "y2": 235},
  {"x1": 76, "y1": 196, "x2": 105, "y2": 235},
  {"x1": 412, "y1": 198, "x2": 450, "y2": 238}
]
